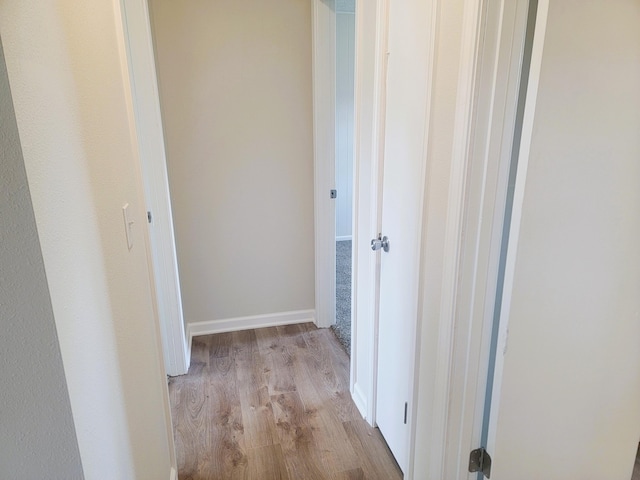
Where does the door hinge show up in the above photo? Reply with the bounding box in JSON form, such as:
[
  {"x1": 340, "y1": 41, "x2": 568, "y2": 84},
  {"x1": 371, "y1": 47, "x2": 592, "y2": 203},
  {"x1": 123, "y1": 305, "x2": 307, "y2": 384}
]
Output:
[
  {"x1": 469, "y1": 447, "x2": 492, "y2": 478},
  {"x1": 147, "y1": 211, "x2": 152, "y2": 224},
  {"x1": 330, "y1": 189, "x2": 337, "y2": 199},
  {"x1": 403, "y1": 402, "x2": 408, "y2": 424}
]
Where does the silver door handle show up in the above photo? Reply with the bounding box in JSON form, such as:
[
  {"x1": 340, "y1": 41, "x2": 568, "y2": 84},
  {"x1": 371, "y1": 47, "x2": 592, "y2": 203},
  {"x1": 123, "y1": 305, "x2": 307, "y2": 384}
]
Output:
[{"x1": 371, "y1": 235, "x2": 390, "y2": 253}]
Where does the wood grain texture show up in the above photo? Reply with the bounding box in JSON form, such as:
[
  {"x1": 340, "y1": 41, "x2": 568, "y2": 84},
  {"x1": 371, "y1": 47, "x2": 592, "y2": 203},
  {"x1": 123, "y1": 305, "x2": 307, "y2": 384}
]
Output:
[{"x1": 169, "y1": 323, "x2": 402, "y2": 479}]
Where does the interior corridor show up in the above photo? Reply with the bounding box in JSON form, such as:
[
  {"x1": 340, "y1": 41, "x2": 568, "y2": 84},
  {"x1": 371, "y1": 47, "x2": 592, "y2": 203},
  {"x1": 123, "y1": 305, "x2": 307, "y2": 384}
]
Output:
[{"x1": 169, "y1": 323, "x2": 401, "y2": 479}]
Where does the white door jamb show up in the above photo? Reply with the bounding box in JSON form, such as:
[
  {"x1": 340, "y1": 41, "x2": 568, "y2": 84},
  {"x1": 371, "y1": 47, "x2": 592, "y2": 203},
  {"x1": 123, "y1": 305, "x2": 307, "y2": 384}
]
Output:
[
  {"x1": 117, "y1": 0, "x2": 189, "y2": 376},
  {"x1": 431, "y1": 0, "x2": 548, "y2": 478},
  {"x1": 350, "y1": 0, "x2": 390, "y2": 427},
  {"x1": 312, "y1": 0, "x2": 337, "y2": 329},
  {"x1": 415, "y1": 0, "x2": 489, "y2": 476},
  {"x1": 485, "y1": 0, "x2": 549, "y2": 456}
]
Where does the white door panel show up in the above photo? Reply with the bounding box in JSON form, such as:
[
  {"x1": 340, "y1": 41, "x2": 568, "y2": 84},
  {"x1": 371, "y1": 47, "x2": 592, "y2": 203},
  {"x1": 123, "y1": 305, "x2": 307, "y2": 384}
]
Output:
[
  {"x1": 375, "y1": 0, "x2": 431, "y2": 472},
  {"x1": 487, "y1": 2, "x2": 640, "y2": 479}
]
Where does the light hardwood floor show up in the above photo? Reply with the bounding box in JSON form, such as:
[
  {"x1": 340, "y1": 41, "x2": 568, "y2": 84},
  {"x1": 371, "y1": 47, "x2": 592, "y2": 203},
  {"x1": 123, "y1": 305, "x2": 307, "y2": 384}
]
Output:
[{"x1": 169, "y1": 323, "x2": 402, "y2": 480}]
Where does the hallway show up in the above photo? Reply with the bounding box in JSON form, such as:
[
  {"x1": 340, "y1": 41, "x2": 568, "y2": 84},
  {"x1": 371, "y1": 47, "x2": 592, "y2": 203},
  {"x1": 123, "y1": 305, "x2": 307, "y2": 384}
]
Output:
[{"x1": 169, "y1": 324, "x2": 401, "y2": 479}]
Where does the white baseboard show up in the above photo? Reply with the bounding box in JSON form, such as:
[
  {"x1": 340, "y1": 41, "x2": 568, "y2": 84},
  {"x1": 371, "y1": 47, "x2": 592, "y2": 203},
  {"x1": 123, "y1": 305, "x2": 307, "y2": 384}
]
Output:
[
  {"x1": 170, "y1": 467, "x2": 177, "y2": 480},
  {"x1": 351, "y1": 383, "x2": 368, "y2": 420},
  {"x1": 187, "y1": 309, "x2": 316, "y2": 342},
  {"x1": 336, "y1": 235, "x2": 352, "y2": 242}
]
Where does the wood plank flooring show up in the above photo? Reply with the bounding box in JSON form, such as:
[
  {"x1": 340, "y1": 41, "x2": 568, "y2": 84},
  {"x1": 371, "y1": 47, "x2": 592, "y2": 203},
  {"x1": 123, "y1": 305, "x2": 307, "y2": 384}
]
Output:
[{"x1": 169, "y1": 323, "x2": 402, "y2": 480}]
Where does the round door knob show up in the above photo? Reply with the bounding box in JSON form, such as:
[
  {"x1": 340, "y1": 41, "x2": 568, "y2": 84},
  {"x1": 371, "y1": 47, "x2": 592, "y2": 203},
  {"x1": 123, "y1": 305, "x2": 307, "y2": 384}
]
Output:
[{"x1": 371, "y1": 235, "x2": 390, "y2": 252}]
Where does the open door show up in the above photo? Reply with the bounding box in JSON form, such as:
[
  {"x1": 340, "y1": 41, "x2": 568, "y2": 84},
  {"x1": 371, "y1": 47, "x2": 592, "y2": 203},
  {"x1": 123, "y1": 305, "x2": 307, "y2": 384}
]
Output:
[
  {"x1": 478, "y1": 1, "x2": 640, "y2": 478},
  {"x1": 373, "y1": 0, "x2": 432, "y2": 472}
]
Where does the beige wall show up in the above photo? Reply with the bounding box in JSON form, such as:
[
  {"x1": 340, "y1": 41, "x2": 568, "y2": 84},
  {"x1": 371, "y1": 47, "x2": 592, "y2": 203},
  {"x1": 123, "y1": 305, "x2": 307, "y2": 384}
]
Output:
[
  {"x1": 150, "y1": 0, "x2": 315, "y2": 324},
  {"x1": 0, "y1": 1, "x2": 175, "y2": 477}
]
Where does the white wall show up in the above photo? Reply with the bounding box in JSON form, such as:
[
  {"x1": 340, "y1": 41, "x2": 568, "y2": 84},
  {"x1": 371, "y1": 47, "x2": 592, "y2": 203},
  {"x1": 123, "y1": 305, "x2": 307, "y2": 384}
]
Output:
[
  {"x1": 0, "y1": 38, "x2": 84, "y2": 480},
  {"x1": 492, "y1": 2, "x2": 640, "y2": 478},
  {"x1": 149, "y1": 0, "x2": 315, "y2": 326},
  {"x1": 335, "y1": 11, "x2": 355, "y2": 240},
  {"x1": 0, "y1": 1, "x2": 175, "y2": 478}
]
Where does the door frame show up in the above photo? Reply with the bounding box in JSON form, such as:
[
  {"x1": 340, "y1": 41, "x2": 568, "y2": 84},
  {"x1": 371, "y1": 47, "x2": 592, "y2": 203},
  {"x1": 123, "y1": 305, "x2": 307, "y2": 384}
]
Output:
[
  {"x1": 484, "y1": 0, "x2": 548, "y2": 458},
  {"x1": 118, "y1": 0, "x2": 189, "y2": 377},
  {"x1": 409, "y1": 0, "x2": 491, "y2": 476},
  {"x1": 437, "y1": 0, "x2": 549, "y2": 478},
  {"x1": 311, "y1": 0, "x2": 389, "y2": 434},
  {"x1": 350, "y1": 0, "x2": 388, "y2": 425},
  {"x1": 311, "y1": 0, "x2": 337, "y2": 330},
  {"x1": 116, "y1": 0, "x2": 345, "y2": 371},
  {"x1": 436, "y1": 0, "x2": 532, "y2": 475},
  {"x1": 354, "y1": 0, "x2": 543, "y2": 477},
  {"x1": 117, "y1": 0, "x2": 342, "y2": 372}
]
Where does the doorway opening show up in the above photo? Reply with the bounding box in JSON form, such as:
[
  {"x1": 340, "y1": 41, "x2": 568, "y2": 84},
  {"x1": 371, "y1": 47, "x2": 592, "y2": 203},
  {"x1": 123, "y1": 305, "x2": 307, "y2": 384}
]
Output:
[
  {"x1": 332, "y1": 0, "x2": 356, "y2": 355},
  {"x1": 121, "y1": 0, "x2": 409, "y2": 475}
]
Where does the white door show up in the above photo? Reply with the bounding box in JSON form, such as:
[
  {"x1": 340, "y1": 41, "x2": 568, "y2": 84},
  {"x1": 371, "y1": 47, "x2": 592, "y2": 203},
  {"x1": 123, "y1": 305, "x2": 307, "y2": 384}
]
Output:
[
  {"x1": 483, "y1": 2, "x2": 640, "y2": 479},
  {"x1": 374, "y1": 0, "x2": 432, "y2": 472}
]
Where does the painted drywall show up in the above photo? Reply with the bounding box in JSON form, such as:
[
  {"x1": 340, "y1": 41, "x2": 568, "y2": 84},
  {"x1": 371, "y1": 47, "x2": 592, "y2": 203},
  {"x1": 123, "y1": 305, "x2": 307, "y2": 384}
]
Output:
[
  {"x1": 0, "y1": 37, "x2": 84, "y2": 480},
  {"x1": 150, "y1": 0, "x2": 315, "y2": 324},
  {"x1": 0, "y1": 1, "x2": 175, "y2": 478},
  {"x1": 335, "y1": 12, "x2": 355, "y2": 240},
  {"x1": 491, "y1": 2, "x2": 640, "y2": 478}
]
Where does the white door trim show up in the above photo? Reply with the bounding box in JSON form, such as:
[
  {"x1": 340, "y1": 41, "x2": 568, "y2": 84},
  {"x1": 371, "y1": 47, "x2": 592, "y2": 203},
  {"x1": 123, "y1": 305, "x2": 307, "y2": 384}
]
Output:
[
  {"x1": 436, "y1": 0, "x2": 550, "y2": 477},
  {"x1": 436, "y1": 0, "x2": 532, "y2": 475},
  {"x1": 119, "y1": 0, "x2": 342, "y2": 370},
  {"x1": 350, "y1": 0, "x2": 389, "y2": 426},
  {"x1": 312, "y1": 0, "x2": 337, "y2": 329},
  {"x1": 350, "y1": 0, "x2": 512, "y2": 474},
  {"x1": 409, "y1": 1, "x2": 487, "y2": 478},
  {"x1": 118, "y1": 0, "x2": 189, "y2": 377},
  {"x1": 485, "y1": 0, "x2": 549, "y2": 454}
]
